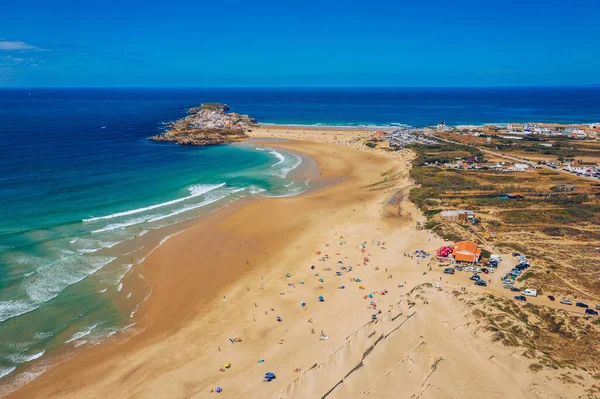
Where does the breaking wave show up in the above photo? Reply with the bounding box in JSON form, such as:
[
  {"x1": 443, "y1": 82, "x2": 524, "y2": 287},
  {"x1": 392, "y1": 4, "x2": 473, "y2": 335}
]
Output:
[{"x1": 83, "y1": 183, "x2": 226, "y2": 222}]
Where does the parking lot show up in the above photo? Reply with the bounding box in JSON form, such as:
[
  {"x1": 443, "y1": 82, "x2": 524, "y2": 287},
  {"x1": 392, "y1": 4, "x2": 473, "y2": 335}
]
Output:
[{"x1": 435, "y1": 253, "x2": 599, "y2": 317}]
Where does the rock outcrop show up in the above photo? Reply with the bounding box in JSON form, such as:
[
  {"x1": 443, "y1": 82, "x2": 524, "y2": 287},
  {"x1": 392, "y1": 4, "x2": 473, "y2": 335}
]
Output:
[{"x1": 150, "y1": 103, "x2": 257, "y2": 146}]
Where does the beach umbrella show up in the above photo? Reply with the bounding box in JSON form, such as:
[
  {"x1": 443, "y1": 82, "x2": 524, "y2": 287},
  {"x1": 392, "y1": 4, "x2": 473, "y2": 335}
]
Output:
[
  {"x1": 223, "y1": 363, "x2": 231, "y2": 368},
  {"x1": 215, "y1": 386, "x2": 223, "y2": 393}
]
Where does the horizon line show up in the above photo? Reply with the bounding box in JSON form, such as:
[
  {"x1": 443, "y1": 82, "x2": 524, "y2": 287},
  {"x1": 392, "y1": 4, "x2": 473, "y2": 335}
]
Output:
[{"x1": 2, "y1": 84, "x2": 600, "y2": 90}]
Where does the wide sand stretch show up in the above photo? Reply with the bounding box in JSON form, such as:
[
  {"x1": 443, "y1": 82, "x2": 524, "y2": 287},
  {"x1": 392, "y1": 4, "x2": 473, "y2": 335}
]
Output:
[{"x1": 7, "y1": 126, "x2": 590, "y2": 398}]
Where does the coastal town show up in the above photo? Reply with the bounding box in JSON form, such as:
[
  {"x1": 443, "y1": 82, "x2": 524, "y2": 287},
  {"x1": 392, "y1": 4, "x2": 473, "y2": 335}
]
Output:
[{"x1": 366, "y1": 121, "x2": 600, "y2": 180}]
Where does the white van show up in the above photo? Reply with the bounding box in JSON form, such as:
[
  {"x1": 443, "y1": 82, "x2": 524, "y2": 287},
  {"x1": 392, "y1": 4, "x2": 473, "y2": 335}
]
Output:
[{"x1": 522, "y1": 289, "x2": 537, "y2": 297}]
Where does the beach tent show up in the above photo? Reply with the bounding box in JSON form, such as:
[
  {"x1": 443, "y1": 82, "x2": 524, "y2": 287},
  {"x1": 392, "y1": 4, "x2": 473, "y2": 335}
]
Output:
[
  {"x1": 264, "y1": 372, "x2": 276, "y2": 382},
  {"x1": 318, "y1": 296, "x2": 324, "y2": 302}
]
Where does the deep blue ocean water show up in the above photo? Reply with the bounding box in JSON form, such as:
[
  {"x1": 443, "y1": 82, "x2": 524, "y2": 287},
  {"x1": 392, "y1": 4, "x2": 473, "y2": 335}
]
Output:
[{"x1": 0, "y1": 87, "x2": 599, "y2": 388}]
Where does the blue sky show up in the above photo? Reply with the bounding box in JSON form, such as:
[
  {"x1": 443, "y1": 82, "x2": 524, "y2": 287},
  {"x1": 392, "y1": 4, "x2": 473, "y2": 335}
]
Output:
[{"x1": 1, "y1": 0, "x2": 599, "y2": 87}]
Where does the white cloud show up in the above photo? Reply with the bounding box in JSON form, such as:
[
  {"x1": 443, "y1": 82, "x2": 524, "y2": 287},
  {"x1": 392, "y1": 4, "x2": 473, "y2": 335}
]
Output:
[{"x1": 0, "y1": 41, "x2": 38, "y2": 51}]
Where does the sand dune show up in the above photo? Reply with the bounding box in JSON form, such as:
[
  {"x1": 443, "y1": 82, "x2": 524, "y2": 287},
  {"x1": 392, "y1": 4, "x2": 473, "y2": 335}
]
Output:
[{"x1": 282, "y1": 284, "x2": 582, "y2": 399}]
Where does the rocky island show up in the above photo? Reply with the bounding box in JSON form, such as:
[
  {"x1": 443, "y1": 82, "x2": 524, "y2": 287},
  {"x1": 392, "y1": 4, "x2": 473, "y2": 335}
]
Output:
[{"x1": 150, "y1": 103, "x2": 258, "y2": 146}]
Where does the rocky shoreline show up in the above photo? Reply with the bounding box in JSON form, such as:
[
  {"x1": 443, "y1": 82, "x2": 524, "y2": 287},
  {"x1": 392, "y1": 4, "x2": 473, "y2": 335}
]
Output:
[{"x1": 150, "y1": 103, "x2": 258, "y2": 146}]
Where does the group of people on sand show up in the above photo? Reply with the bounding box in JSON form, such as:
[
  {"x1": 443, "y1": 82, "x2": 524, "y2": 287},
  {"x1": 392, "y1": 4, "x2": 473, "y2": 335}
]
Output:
[{"x1": 210, "y1": 230, "x2": 432, "y2": 395}]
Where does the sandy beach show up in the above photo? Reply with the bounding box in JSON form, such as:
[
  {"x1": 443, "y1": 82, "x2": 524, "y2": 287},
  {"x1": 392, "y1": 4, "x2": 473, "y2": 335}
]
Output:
[{"x1": 6, "y1": 125, "x2": 594, "y2": 399}]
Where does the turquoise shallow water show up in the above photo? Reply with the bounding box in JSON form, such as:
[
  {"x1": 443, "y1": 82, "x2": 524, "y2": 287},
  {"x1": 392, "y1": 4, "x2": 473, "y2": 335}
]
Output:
[{"x1": 0, "y1": 90, "x2": 307, "y2": 386}]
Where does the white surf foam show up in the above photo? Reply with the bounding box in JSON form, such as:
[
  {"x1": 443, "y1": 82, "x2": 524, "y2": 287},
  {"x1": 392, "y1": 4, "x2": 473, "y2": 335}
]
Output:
[
  {"x1": 265, "y1": 185, "x2": 308, "y2": 198},
  {"x1": 32, "y1": 331, "x2": 53, "y2": 340},
  {"x1": 83, "y1": 183, "x2": 226, "y2": 222},
  {"x1": 91, "y1": 216, "x2": 155, "y2": 234},
  {"x1": 0, "y1": 365, "x2": 47, "y2": 395},
  {"x1": 270, "y1": 150, "x2": 285, "y2": 166},
  {"x1": 7, "y1": 350, "x2": 45, "y2": 364},
  {"x1": 77, "y1": 248, "x2": 99, "y2": 254},
  {"x1": 0, "y1": 366, "x2": 16, "y2": 379},
  {"x1": 65, "y1": 324, "x2": 98, "y2": 344},
  {"x1": 0, "y1": 300, "x2": 39, "y2": 323},
  {"x1": 271, "y1": 153, "x2": 302, "y2": 178},
  {"x1": 15, "y1": 255, "x2": 116, "y2": 315},
  {"x1": 248, "y1": 186, "x2": 267, "y2": 194},
  {"x1": 71, "y1": 238, "x2": 121, "y2": 252},
  {"x1": 146, "y1": 189, "x2": 241, "y2": 223}
]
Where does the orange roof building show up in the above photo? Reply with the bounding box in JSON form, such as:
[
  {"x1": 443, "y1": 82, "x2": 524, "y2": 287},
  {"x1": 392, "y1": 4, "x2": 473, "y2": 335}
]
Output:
[{"x1": 452, "y1": 241, "x2": 481, "y2": 263}]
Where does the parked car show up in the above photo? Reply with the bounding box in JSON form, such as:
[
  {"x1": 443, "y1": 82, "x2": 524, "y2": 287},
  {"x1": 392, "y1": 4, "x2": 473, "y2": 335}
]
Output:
[
  {"x1": 560, "y1": 298, "x2": 572, "y2": 305},
  {"x1": 511, "y1": 287, "x2": 521, "y2": 292},
  {"x1": 475, "y1": 280, "x2": 487, "y2": 287},
  {"x1": 475, "y1": 268, "x2": 482, "y2": 273},
  {"x1": 514, "y1": 295, "x2": 527, "y2": 301},
  {"x1": 482, "y1": 268, "x2": 489, "y2": 274},
  {"x1": 596, "y1": 305, "x2": 600, "y2": 311},
  {"x1": 585, "y1": 309, "x2": 598, "y2": 316},
  {"x1": 512, "y1": 252, "x2": 520, "y2": 257},
  {"x1": 576, "y1": 302, "x2": 589, "y2": 308},
  {"x1": 443, "y1": 268, "x2": 455, "y2": 275},
  {"x1": 547, "y1": 295, "x2": 555, "y2": 301},
  {"x1": 470, "y1": 275, "x2": 480, "y2": 281},
  {"x1": 503, "y1": 284, "x2": 513, "y2": 289},
  {"x1": 455, "y1": 266, "x2": 463, "y2": 271}
]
